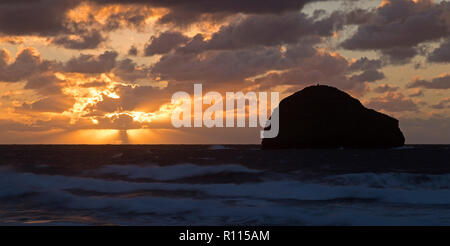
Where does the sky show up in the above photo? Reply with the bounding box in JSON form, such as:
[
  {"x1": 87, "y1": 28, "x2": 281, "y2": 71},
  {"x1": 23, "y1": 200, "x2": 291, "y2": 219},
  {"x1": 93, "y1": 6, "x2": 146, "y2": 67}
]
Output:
[{"x1": 0, "y1": 0, "x2": 449, "y2": 144}]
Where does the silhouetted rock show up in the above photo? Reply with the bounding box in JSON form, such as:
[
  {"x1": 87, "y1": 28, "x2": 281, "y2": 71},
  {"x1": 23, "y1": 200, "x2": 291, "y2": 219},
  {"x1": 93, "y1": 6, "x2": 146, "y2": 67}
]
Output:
[{"x1": 262, "y1": 85, "x2": 405, "y2": 149}]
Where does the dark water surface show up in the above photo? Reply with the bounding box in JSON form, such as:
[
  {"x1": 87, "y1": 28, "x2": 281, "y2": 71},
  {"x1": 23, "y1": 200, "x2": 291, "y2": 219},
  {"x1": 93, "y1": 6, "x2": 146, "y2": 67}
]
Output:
[{"x1": 1, "y1": 144, "x2": 449, "y2": 225}]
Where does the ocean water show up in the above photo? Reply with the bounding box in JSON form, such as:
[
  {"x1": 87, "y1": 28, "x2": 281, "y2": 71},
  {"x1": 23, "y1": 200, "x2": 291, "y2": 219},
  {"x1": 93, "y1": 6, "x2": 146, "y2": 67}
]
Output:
[{"x1": 1, "y1": 145, "x2": 450, "y2": 225}]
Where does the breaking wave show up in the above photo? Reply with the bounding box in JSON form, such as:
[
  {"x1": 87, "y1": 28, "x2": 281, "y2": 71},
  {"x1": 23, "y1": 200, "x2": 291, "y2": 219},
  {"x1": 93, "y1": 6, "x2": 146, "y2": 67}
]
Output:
[{"x1": 2, "y1": 165, "x2": 450, "y2": 225}]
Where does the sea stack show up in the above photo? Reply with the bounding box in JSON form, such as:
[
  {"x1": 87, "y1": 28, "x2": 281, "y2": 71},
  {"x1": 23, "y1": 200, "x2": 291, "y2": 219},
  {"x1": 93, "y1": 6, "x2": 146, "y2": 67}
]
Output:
[{"x1": 262, "y1": 85, "x2": 405, "y2": 149}]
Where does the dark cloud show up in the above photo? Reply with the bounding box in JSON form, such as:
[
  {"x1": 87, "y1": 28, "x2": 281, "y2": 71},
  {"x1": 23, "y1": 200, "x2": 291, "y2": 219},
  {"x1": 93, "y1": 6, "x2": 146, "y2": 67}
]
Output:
[
  {"x1": 152, "y1": 30, "x2": 382, "y2": 95},
  {"x1": 252, "y1": 47, "x2": 368, "y2": 94},
  {"x1": 52, "y1": 30, "x2": 105, "y2": 50},
  {"x1": 428, "y1": 39, "x2": 450, "y2": 63},
  {"x1": 341, "y1": 0, "x2": 450, "y2": 56},
  {"x1": 0, "y1": 0, "x2": 80, "y2": 35},
  {"x1": 128, "y1": 45, "x2": 138, "y2": 56},
  {"x1": 91, "y1": 0, "x2": 316, "y2": 25},
  {"x1": 112, "y1": 58, "x2": 151, "y2": 82},
  {"x1": 19, "y1": 95, "x2": 75, "y2": 113},
  {"x1": 93, "y1": 0, "x2": 312, "y2": 14},
  {"x1": 0, "y1": 49, "x2": 11, "y2": 70},
  {"x1": 366, "y1": 92, "x2": 419, "y2": 112},
  {"x1": 350, "y1": 69, "x2": 385, "y2": 83},
  {"x1": 348, "y1": 57, "x2": 382, "y2": 71},
  {"x1": 65, "y1": 50, "x2": 118, "y2": 73},
  {"x1": 0, "y1": 118, "x2": 59, "y2": 132},
  {"x1": 342, "y1": 8, "x2": 374, "y2": 25},
  {"x1": 0, "y1": 1, "x2": 147, "y2": 49},
  {"x1": 24, "y1": 73, "x2": 65, "y2": 95},
  {"x1": 0, "y1": 48, "x2": 53, "y2": 82},
  {"x1": 112, "y1": 84, "x2": 172, "y2": 112},
  {"x1": 431, "y1": 98, "x2": 450, "y2": 109},
  {"x1": 373, "y1": 84, "x2": 399, "y2": 93},
  {"x1": 409, "y1": 89, "x2": 424, "y2": 97},
  {"x1": 96, "y1": 114, "x2": 143, "y2": 130},
  {"x1": 204, "y1": 12, "x2": 340, "y2": 50},
  {"x1": 144, "y1": 31, "x2": 190, "y2": 56},
  {"x1": 0, "y1": 1, "x2": 155, "y2": 50},
  {"x1": 152, "y1": 34, "x2": 321, "y2": 85},
  {"x1": 80, "y1": 81, "x2": 108, "y2": 88},
  {"x1": 152, "y1": 46, "x2": 284, "y2": 83},
  {"x1": 176, "y1": 34, "x2": 209, "y2": 53},
  {"x1": 101, "y1": 8, "x2": 150, "y2": 31},
  {"x1": 148, "y1": 7, "x2": 382, "y2": 88},
  {"x1": 407, "y1": 74, "x2": 450, "y2": 89},
  {"x1": 173, "y1": 10, "x2": 369, "y2": 53},
  {"x1": 380, "y1": 46, "x2": 419, "y2": 64}
]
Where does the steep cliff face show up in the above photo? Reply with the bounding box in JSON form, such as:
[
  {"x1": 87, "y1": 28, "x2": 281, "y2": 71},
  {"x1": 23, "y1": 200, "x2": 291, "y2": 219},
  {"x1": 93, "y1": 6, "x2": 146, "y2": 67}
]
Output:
[{"x1": 262, "y1": 85, "x2": 405, "y2": 149}]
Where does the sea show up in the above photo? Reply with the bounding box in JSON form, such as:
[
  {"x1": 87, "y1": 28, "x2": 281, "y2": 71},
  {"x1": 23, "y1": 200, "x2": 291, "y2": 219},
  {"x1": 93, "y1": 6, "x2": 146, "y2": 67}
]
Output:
[{"x1": 1, "y1": 144, "x2": 450, "y2": 225}]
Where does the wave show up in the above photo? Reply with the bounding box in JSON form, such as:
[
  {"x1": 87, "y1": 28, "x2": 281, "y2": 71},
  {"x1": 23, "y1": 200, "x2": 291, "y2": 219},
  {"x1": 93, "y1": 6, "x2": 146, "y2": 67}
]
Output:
[
  {"x1": 95, "y1": 163, "x2": 261, "y2": 181},
  {"x1": 3, "y1": 166, "x2": 450, "y2": 225},
  {"x1": 3, "y1": 167, "x2": 450, "y2": 204},
  {"x1": 322, "y1": 173, "x2": 450, "y2": 190}
]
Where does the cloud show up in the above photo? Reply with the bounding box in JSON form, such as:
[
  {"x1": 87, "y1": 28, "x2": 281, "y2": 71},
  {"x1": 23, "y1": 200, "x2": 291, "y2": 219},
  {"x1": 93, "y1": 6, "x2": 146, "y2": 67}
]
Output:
[
  {"x1": 380, "y1": 46, "x2": 419, "y2": 64},
  {"x1": 0, "y1": 119, "x2": 57, "y2": 132},
  {"x1": 173, "y1": 10, "x2": 369, "y2": 53},
  {"x1": 24, "y1": 73, "x2": 65, "y2": 96},
  {"x1": 152, "y1": 45, "x2": 285, "y2": 83},
  {"x1": 0, "y1": 1, "x2": 151, "y2": 37},
  {"x1": 150, "y1": 31, "x2": 380, "y2": 95},
  {"x1": 91, "y1": 0, "x2": 316, "y2": 25},
  {"x1": 148, "y1": 9, "x2": 383, "y2": 90},
  {"x1": 112, "y1": 58, "x2": 151, "y2": 82},
  {"x1": 0, "y1": 48, "x2": 53, "y2": 82},
  {"x1": 409, "y1": 89, "x2": 424, "y2": 97},
  {"x1": 341, "y1": 0, "x2": 450, "y2": 61},
  {"x1": 64, "y1": 50, "x2": 118, "y2": 73},
  {"x1": 341, "y1": 7, "x2": 374, "y2": 25},
  {"x1": 144, "y1": 31, "x2": 190, "y2": 56},
  {"x1": 428, "y1": 39, "x2": 450, "y2": 63},
  {"x1": 52, "y1": 30, "x2": 105, "y2": 50},
  {"x1": 348, "y1": 57, "x2": 383, "y2": 71},
  {"x1": 365, "y1": 92, "x2": 419, "y2": 112},
  {"x1": 431, "y1": 98, "x2": 450, "y2": 109},
  {"x1": 128, "y1": 45, "x2": 138, "y2": 56},
  {"x1": 19, "y1": 95, "x2": 75, "y2": 113},
  {"x1": 0, "y1": 48, "x2": 11, "y2": 68},
  {"x1": 100, "y1": 6, "x2": 151, "y2": 31},
  {"x1": 373, "y1": 84, "x2": 399, "y2": 93},
  {"x1": 350, "y1": 69, "x2": 385, "y2": 83},
  {"x1": 407, "y1": 74, "x2": 450, "y2": 89},
  {"x1": 203, "y1": 12, "x2": 341, "y2": 50},
  {"x1": 253, "y1": 47, "x2": 369, "y2": 94},
  {"x1": 0, "y1": 0, "x2": 80, "y2": 35},
  {"x1": 85, "y1": 84, "x2": 170, "y2": 115},
  {"x1": 96, "y1": 114, "x2": 143, "y2": 130}
]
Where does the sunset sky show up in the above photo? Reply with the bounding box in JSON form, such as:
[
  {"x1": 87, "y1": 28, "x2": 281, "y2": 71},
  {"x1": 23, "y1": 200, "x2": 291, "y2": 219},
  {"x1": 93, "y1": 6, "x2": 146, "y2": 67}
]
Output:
[{"x1": 0, "y1": 0, "x2": 449, "y2": 144}]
